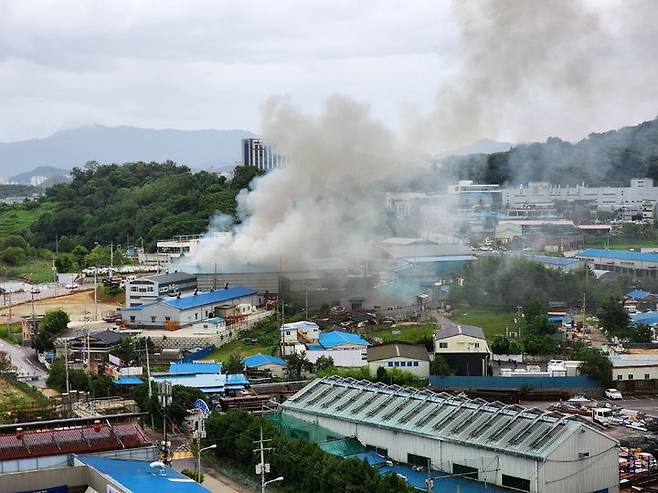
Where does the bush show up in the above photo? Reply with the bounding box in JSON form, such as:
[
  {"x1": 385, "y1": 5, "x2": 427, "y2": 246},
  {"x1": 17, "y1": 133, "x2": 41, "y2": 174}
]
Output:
[{"x1": 181, "y1": 469, "x2": 203, "y2": 483}]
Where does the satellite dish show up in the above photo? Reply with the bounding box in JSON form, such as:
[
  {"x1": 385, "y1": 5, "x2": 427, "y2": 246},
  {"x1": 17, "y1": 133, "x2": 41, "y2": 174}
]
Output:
[{"x1": 194, "y1": 399, "x2": 211, "y2": 416}]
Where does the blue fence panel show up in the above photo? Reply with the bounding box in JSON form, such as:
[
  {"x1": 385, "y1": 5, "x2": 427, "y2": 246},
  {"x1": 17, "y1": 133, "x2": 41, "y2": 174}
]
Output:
[
  {"x1": 182, "y1": 345, "x2": 216, "y2": 362},
  {"x1": 429, "y1": 375, "x2": 601, "y2": 390}
]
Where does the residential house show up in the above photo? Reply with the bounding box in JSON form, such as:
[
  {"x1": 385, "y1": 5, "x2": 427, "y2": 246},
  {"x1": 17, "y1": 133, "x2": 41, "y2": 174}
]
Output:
[
  {"x1": 434, "y1": 323, "x2": 491, "y2": 376},
  {"x1": 367, "y1": 342, "x2": 430, "y2": 378}
]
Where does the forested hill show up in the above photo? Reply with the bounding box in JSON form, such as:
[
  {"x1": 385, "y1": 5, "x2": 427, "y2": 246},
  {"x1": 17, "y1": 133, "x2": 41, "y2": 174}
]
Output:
[
  {"x1": 442, "y1": 116, "x2": 658, "y2": 186},
  {"x1": 26, "y1": 161, "x2": 262, "y2": 250}
]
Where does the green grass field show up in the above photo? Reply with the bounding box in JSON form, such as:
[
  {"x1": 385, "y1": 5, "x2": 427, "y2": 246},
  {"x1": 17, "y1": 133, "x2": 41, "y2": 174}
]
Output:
[
  {"x1": 368, "y1": 323, "x2": 437, "y2": 344},
  {"x1": 202, "y1": 317, "x2": 279, "y2": 362},
  {"x1": 0, "y1": 258, "x2": 55, "y2": 284},
  {"x1": 450, "y1": 310, "x2": 515, "y2": 340},
  {"x1": 0, "y1": 202, "x2": 54, "y2": 237},
  {"x1": 0, "y1": 323, "x2": 22, "y2": 344}
]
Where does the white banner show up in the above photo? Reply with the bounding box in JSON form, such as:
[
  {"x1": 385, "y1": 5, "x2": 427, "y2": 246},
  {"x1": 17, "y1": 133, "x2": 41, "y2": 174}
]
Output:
[{"x1": 108, "y1": 354, "x2": 121, "y2": 366}]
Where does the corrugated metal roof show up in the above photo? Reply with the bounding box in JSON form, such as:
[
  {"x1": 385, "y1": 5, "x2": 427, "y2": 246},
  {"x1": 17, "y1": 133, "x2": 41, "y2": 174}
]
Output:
[
  {"x1": 242, "y1": 353, "x2": 287, "y2": 368},
  {"x1": 151, "y1": 373, "x2": 226, "y2": 392},
  {"x1": 319, "y1": 330, "x2": 369, "y2": 349},
  {"x1": 0, "y1": 423, "x2": 151, "y2": 460},
  {"x1": 631, "y1": 310, "x2": 658, "y2": 326},
  {"x1": 367, "y1": 342, "x2": 430, "y2": 362},
  {"x1": 78, "y1": 455, "x2": 210, "y2": 493},
  {"x1": 162, "y1": 286, "x2": 257, "y2": 310},
  {"x1": 282, "y1": 376, "x2": 614, "y2": 460},
  {"x1": 143, "y1": 271, "x2": 197, "y2": 284},
  {"x1": 435, "y1": 323, "x2": 485, "y2": 341},
  {"x1": 528, "y1": 255, "x2": 579, "y2": 267},
  {"x1": 577, "y1": 248, "x2": 658, "y2": 263},
  {"x1": 168, "y1": 362, "x2": 222, "y2": 374},
  {"x1": 114, "y1": 375, "x2": 143, "y2": 385},
  {"x1": 626, "y1": 289, "x2": 653, "y2": 300}
]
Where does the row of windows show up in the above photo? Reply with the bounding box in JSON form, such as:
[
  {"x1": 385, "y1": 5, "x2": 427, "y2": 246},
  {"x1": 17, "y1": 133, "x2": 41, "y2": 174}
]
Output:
[
  {"x1": 438, "y1": 342, "x2": 480, "y2": 349},
  {"x1": 386, "y1": 361, "x2": 420, "y2": 367},
  {"x1": 617, "y1": 373, "x2": 652, "y2": 380},
  {"x1": 130, "y1": 286, "x2": 155, "y2": 293}
]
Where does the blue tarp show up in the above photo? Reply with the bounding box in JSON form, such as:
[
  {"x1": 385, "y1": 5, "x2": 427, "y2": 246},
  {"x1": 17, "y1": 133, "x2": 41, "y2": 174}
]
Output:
[
  {"x1": 379, "y1": 463, "x2": 510, "y2": 492},
  {"x1": 114, "y1": 375, "x2": 143, "y2": 386},
  {"x1": 548, "y1": 315, "x2": 573, "y2": 323},
  {"x1": 183, "y1": 345, "x2": 217, "y2": 362},
  {"x1": 169, "y1": 362, "x2": 222, "y2": 374},
  {"x1": 242, "y1": 353, "x2": 287, "y2": 368},
  {"x1": 355, "y1": 451, "x2": 387, "y2": 466}
]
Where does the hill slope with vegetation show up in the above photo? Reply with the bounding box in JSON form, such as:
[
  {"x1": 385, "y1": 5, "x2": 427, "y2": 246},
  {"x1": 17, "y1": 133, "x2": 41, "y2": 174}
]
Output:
[{"x1": 442, "y1": 116, "x2": 658, "y2": 186}]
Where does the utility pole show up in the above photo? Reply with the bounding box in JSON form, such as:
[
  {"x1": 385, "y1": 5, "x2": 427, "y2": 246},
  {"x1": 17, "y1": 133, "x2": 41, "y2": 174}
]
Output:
[
  {"x1": 158, "y1": 380, "x2": 172, "y2": 465},
  {"x1": 110, "y1": 242, "x2": 114, "y2": 280},
  {"x1": 64, "y1": 339, "x2": 70, "y2": 394},
  {"x1": 86, "y1": 330, "x2": 91, "y2": 373},
  {"x1": 426, "y1": 458, "x2": 433, "y2": 493},
  {"x1": 304, "y1": 284, "x2": 308, "y2": 320},
  {"x1": 94, "y1": 268, "x2": 98, "y2": 321},
  {"x1": 145, "y1": 338, "x2": 152, "y2": 398},
  {"x1": 254, "y1": 427, "x2": 273, "y2": 493}
]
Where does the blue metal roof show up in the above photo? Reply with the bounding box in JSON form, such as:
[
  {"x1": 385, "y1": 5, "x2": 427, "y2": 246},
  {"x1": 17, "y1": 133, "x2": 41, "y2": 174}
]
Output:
[
  {"x1": 529, "y1": 255, "x2": 579, "y2": 267},
  {"x1": 242, "y1": 353, "x2": 287, "y2": 368},
  {"x1": 152, "y1": 373, "x2": 226, "y2": 392},
  {"x1": 548, "y1": 315, "x2": 574, "y2": 323},
  {"x1": 577, "y1": 248, "x2": 658, "y2": 263},
  {"x1": 626, "y1": 289, "x2": 653, "y2": 300},
  {"x1": 114, "y1": 375, "x2": 143, "y2": 385},
  {"x1": 403, "y1": 255, "x2": 475, "y2": 263},
  {"x1": 77, "y1": 455, "x2": 211, "y2": 492},
  {"x1": 631, "y1": 310, "x2": 658, "y2": 326},
  {"x1": 319, "y1": 330, "x2": 369, "y2": 349},
  {"x1": 169, "y1": 362, "x2": 222, "y2": 374},
  {"x1": 161, "y1": 286, "x2": 257, "y2": 310}
]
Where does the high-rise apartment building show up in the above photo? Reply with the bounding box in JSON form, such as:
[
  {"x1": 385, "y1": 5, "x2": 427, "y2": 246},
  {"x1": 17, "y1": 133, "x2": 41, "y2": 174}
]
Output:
[{"x1": 241, "y1": 138, "x2": 285, "y2": 171}]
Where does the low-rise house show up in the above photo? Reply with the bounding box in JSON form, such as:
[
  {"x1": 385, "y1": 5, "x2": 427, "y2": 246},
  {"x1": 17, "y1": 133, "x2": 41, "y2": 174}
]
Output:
[
  {"x1": 367, "y1": 342, "x2": 430, "y2": 378},
  {"x1": 434, "y1": 323, "x2": 491, "y2": 376},
  {"x1": 318, "y1": 330, "x2": 369, "y2": 351},
  {"x1": 60, "y1": 330, "x2": 131, "y2": 369},
  {"x1": 242, "y1": 353, "x2": 288, "y2": 378}
]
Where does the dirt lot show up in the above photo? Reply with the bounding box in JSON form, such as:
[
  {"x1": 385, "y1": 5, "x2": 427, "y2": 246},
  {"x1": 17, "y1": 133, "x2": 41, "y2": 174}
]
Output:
[{"x1": 0, "y1": 290, "x2": 119, "y2": 325}]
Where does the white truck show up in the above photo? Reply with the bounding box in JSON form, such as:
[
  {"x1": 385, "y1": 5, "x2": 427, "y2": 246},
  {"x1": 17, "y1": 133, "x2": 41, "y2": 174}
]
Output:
[{"x1": 592, "y1": 407, "x2": 613, "y2": 426}]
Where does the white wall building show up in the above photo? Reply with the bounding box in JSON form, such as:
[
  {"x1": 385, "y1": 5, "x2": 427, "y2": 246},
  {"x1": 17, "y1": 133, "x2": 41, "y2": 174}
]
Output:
[
  {"x1": 125, "y1": 271, "x2": 197, "y2": 307},
  {"x1": 367, "y1": 342, "x2": 430, "y2": 378},
  {"x1": 282, "y1": 377, "x2": 619, "y2": 493},
  {"x1": 502, "y1": 178, "x2": 658, "y2": 212}
]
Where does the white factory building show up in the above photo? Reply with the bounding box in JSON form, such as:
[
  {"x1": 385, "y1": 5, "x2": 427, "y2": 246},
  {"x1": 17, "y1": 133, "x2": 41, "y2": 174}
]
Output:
[{"x1": 282, "y1": 377, "x2": 619, "y2": 493}]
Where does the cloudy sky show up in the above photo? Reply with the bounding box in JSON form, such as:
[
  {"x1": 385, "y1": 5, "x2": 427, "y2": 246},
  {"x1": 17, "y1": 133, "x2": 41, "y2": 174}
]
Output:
[{"x1": 1, "y1": 0, "x2": 657, "y2": 149}]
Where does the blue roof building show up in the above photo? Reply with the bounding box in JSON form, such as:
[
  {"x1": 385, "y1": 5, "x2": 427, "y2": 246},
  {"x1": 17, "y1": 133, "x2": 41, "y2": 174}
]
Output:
[
  {"x1": 631, "y1": 310, "x2": 658, "y2": 326},
  {"x1": 319, "y1": 330, "x2": 369, "y2": 349},
  {"x1": 577, "y1": 248, "x2": 658, "y2": 277},
  {"x1": 152, "y1": 373, "x2": 227, "y2": 393},
  {"x1": 162, "y1": 287, "x2": 257, "y2": 310},
  {"x1": 76, "y1": 455, "x2": 211, "y2": 493},
  {"x1": 114, "y1": 375, "x2": 143, "y2": 386},
  {"x1": 626, "y1": 289, "x2": 654, "y2": 300}
]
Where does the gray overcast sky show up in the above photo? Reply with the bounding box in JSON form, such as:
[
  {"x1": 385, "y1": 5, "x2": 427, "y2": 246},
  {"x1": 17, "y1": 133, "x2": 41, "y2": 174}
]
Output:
[{"x1": 1, "y1": 0, "x2": 657, "y2": 147}]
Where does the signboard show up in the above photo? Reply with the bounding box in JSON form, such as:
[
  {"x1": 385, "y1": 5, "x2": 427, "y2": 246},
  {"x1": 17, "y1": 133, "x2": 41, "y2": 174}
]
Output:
[{"x1": 108, "y1": 354, "x2": 121, "y2": 366}]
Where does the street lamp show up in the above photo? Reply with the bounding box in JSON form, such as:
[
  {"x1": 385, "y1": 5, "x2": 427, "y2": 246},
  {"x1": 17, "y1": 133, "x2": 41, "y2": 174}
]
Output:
[
  {"x1": 197, "y1": 443, "x2": 217, "y2": 483},
  {"x1": 263, "y1": 476, "x2": 284, "y2": 491}
]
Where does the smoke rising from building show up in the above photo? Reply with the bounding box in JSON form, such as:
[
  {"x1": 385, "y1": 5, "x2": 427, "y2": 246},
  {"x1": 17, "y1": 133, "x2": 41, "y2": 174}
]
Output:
[{"x1": 193, "y1": 0, "x2": 658, "y2": 269}]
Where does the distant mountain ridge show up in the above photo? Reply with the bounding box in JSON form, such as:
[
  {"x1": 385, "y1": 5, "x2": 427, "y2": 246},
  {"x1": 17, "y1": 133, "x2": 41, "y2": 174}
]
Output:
[
  {"x1": 0, "y1": 124, "x2": 255, "y2": 175},
  {"x1": 9, "y1": 166, "x2": 70, "y2": 185},
  {"x1": 445, "y1": 138, "x2": 514, "y2": 156}
]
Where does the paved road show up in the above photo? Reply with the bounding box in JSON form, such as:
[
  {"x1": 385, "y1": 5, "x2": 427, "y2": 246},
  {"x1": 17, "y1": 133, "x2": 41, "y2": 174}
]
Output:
[
  {"x1": 172, "y1": 458, "x2": 257, "y2": 493},
  {"x1": 0, "y1": 336, "x2": 47, "y2": 387}
]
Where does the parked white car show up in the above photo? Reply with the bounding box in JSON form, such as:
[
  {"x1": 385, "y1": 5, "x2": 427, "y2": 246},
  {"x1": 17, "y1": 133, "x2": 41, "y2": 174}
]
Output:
[
  {"x1": 65, "y1": 283, "x2": 79, "y2": 290},
  {"x1": 605, "y1": 388, "x2": 623, "y2": 400}
]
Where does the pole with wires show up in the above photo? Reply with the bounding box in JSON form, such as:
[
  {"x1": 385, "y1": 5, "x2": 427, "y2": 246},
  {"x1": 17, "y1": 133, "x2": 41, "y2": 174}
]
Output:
[{"x1": 158, "y1": 380, "x2": 172, "y2": 465}]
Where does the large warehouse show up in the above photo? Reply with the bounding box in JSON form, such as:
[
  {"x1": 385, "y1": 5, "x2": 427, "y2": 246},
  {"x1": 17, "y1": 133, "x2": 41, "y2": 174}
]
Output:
[{"x1": 281, "y1": 377, "x2": 619, "y2": 493}]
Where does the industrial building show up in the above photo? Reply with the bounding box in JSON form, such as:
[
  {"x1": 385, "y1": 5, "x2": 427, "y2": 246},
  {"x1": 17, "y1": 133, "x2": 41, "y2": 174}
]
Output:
[
  {"x1": 610, "y1": 352, "x2": 658, "y2": 391},
  {"x1": 282, "y1": 376, "x2": 619, "y2": 493},
  {"x1": 576, "y1": 249, "x2": 658, "y2": 277},
  {"x1": 121, "y1": 286, "x2": 260, "y2": 329},
  {"x1": 125, "y1": 271, "x2": 197, "y2": 307}
]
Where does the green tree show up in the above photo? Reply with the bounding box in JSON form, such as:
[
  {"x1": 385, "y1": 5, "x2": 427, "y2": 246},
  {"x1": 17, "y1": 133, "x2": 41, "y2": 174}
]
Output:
[
  {"x1": 376, "y1": 365, "x2": 388, "y2": 382},
  {"x1": 416, "y1": 335, "x2": 434, "y2": 353},
  {"x1": 573, "y1": 343, "x2": 612, "y2": 384},
  {"x1": 71, "y1": 245, "x2": 89, "y2": 268},
  {"x1": 631, "y1": 324, "x2": 654, "y2": 343},
  {"x1": 35, "y1": 309, "x2": 70, "y2": 352},
  {"x1": 0, "y1": 235, "x2": 27, "y2": 249},
  {"x1": 112, "y1": 338, "x2": 136, "y2": 364},
  {"x1": 55, "y1": 253, "x2": 77, "y2": 272},
  {"x1": 430, "y1": 355, "x2": 452, "y2": 376},
  {"x1": 0, "y1": 246, "x2": 26, "y2": 265},
  {"x1": 491, "y1": 336, "x2": 510, "y2": 354},
  {"x1": 58, "y1": 235, "x2": 75, "y2": 253},
  {"x1": 284, "y1": 353, "x2": 312, "y2": 380},
  {"x1": 598, "y1": 297, "x2": 630, "y2": 338},
  {"x1": 314, "y1": 355, "x2": 334, "y2": 371},
  {"x1": 223, "y1": 352, "x2": 244, "y2": 374}
]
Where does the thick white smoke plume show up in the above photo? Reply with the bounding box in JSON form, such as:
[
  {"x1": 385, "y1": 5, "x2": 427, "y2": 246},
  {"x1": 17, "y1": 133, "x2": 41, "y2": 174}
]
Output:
[{"x1": 194, "y1": 95, "x2": 426, "y2": 267}]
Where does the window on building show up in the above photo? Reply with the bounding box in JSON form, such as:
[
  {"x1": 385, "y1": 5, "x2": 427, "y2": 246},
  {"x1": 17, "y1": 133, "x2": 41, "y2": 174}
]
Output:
[
  {"x1": 165, "y1": 316, "x2": 171, "y2": 321},
  {"x1": 413, "y1": 361, "x2": 419, "y2": 367},
  {"x1": 646, "y1": 374, "x2": 651, "y2": 380},
  {"x1": 151, "y1": 316, "x2": 156, "y2": 323},
  {"x1": 129, "y1": 316, "x2": 135, "y2": 322},
  {"x1": 387, "y1": 362, "x2": 393, "y2": 367},
  {"x1": 474, "y1": 342, "x2": 480, "y2": 348},
  {"x1": 394, "y1": 362, "x2": 399, "y2": 367},
  {"x1": 502, "y1": 474, "x2": 530, "y2": 491},
  {"x1": 94, "y1": 354, "x2": 101, "y2": 360},
  {"x1": 453, "y1": 464, "x2": 478, "y2": 481},
  {"x1": 628, "y1": 374, "x2": 634, "y2": 380},
  {"x1": 617, "y1": 375, "x2": 622, "y2": 380},
  {"x1": 439, "y1": 342, "x2": 448, "y2": 349},
  {"x1": 286, "y1": 331, "x2": 291, "y2": 336}
]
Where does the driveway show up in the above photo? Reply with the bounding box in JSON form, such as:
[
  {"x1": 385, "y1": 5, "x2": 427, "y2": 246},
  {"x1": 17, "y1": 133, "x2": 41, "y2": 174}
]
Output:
[{"x1": 0, "y1": 336, "x2": 47, "y2": 387}]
